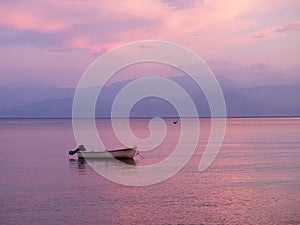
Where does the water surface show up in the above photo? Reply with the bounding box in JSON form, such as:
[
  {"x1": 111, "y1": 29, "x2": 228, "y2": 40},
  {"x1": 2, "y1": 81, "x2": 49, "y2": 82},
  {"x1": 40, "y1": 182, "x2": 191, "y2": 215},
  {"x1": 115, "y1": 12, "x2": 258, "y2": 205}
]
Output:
[{"x1": 0, "y1": 118, "x2": 299, "y2": 224}]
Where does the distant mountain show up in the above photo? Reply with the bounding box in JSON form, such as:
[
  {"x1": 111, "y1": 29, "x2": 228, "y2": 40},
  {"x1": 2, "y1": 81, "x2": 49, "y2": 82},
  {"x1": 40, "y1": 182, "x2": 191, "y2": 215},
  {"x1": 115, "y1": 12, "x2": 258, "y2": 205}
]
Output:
[
  {"x1": 0, "y1": 78, "x2": 299, "y2": 118},
  {"x1": 2, "y1": 97, "x2": 73, "y2": 118},
  {"x1": 234, "y1": 85, "x2": 300, "y2": 113},
  {"x1": 0, "y1": 81, "x2": 74, "y2": 110}
]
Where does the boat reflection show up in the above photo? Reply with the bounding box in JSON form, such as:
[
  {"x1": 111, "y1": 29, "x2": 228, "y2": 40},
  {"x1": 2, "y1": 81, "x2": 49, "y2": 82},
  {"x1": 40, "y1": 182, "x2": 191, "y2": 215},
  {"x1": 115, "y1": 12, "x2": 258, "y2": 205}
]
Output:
[
  {"x1": 69, "y1": 158, "x2": 87, "y2": 170},
  {"x1": 86, "y1": 158, "x2": 136, "y2": 166},
  {"x1": 69, "y1": 157, "x2": 136, "y2": 170}
]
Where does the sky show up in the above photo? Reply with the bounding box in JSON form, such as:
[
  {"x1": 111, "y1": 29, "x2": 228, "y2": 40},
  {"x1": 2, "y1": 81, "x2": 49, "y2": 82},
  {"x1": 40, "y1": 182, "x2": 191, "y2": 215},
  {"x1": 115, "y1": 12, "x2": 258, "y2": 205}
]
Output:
[{"x1": 0, "y1": 0, "x2": 299, "y2": 88}]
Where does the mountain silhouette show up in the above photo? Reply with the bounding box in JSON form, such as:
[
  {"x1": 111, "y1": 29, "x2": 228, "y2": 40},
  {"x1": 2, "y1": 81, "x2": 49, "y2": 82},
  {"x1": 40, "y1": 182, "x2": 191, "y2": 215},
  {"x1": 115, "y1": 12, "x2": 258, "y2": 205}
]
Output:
[{"x1": 0, "y1": 77, "x2": 299, "y2": 118}]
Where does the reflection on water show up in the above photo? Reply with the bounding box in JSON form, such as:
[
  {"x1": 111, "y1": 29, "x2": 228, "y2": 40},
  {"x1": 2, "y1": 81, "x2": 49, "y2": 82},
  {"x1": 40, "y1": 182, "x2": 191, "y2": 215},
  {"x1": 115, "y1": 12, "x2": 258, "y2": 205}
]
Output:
[
  {"x1": 69, "y1": 158, "x2": 87, "y2": 170},
  {"x1": 69, "y1": 157, "x2": 136, "y2": 170},
  {"x1": 117, "y1": 158, "x2": 136, "y2": 166},
  {"x1": 1, "y1": 118, "x2": 300, "y2": 224}
]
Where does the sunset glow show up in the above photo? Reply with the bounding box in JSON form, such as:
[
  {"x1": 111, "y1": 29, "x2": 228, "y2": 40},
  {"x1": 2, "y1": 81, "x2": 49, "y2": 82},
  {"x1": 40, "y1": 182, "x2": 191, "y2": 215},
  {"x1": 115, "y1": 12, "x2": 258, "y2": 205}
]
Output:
[{"x1": 0, "y1": 0, "x2": 299, "y2": 87}]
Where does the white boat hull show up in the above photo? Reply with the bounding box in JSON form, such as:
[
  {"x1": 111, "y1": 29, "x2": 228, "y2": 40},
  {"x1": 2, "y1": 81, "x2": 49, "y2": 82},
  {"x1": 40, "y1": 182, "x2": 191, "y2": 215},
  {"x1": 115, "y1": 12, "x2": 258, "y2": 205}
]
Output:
[{"x1": 77, "y1": 148, "x2": 136, "y2": 159}]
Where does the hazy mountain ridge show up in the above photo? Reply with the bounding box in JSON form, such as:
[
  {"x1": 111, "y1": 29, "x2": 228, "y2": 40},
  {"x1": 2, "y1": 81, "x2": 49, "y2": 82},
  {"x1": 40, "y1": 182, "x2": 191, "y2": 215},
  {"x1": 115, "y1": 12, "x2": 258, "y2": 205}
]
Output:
[
  {"x1": 0, "y1": 77, "x2": 299, "y2": 118},
  {"x1": 0, "y1": 80, "x2": 74, "y2": 109}
]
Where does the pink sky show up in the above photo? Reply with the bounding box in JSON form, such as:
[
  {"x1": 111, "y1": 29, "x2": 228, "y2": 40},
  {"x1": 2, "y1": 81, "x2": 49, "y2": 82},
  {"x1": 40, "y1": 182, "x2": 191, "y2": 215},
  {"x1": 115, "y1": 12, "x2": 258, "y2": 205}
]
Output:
[{"x1": 0, "y1": 0, "x2": 299, "y2": 87}]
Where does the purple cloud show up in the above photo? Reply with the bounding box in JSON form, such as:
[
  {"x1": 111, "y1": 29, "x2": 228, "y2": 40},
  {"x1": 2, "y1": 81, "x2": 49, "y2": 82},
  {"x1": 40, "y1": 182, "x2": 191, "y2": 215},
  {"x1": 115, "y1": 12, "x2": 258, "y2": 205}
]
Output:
[
  {"x1": 0, "y1": 16, "x2": 157, "y2": 53},
  {"x1": 252, "y1": 33, "x2": 265, "y2": 38},
  {"x1": 138, "y1": 44, "x2": 155, "y2": 49},
  {"x1": 0, "y1": 27, "x2": 65, "y2": 47},
  {"x1": 161, "y1": 0, "x2": 204, "y2": 10},
  {"x1": 275, "y1": 22, "x2": 300, "y2": 32}
]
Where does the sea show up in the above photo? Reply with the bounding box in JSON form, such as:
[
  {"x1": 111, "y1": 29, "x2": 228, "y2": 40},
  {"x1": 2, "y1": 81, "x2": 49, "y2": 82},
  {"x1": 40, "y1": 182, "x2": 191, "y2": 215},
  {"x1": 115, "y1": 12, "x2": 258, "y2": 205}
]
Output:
[{"x1": 0, "y1": 118, "x2": 299, "y2": 224}]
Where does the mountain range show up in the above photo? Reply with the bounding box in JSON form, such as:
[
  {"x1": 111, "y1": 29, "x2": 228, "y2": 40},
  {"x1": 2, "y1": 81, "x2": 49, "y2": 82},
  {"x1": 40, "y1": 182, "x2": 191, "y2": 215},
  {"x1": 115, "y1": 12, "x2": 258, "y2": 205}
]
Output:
[{"x1": 0, "y1": 77, "x2": 299, "y2": 118}]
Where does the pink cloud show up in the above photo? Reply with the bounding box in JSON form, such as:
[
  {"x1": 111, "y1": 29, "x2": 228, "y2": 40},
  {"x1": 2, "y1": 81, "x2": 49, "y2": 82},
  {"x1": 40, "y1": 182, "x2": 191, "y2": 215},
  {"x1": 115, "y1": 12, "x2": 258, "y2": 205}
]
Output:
[
  {"x1": 0, "y1": 0, "x2": 300, "y2": 87},
  {"x1": 252, "y1": 33, "x2": 265, "y2": 38},
  {"x1": 0, "y1": 0, "x2": 256, "y2": 50},
  {"x1": 251, "y1": 21, "x2": 300, "y2": 41},
  {"x1": 0, "y1": 2, "x2": 69, "y2": 32},
  {"x1": 161, "y1": 0, "x2": 205, "y2": 10},
  {"x1": 276, "y1": 21, "x2": 300, "y2": 32}
]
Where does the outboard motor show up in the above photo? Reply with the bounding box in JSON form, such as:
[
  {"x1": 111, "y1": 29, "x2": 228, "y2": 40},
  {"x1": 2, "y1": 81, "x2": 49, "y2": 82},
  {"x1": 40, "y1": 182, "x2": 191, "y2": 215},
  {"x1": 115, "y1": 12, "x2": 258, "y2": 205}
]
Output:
[
  {"x1": 68, "y1": 145, "x2": 86, "y2": 155},
  {"x1": 68, "y1": 148, "x2": 79, "y2": 155}
]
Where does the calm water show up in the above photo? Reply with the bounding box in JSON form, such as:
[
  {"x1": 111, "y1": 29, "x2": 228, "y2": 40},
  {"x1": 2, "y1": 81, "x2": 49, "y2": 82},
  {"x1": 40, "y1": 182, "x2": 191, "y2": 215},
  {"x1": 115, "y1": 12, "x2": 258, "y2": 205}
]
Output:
[{"x1": 0, "y1": 118, "x2": 299, "y2": 224}]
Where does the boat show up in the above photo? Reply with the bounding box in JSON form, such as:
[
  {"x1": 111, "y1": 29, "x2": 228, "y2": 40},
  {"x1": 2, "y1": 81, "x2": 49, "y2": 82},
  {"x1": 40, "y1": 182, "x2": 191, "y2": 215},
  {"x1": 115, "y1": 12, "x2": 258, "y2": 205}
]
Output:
[{"x1": 68, "y1": 145, "x2": 137, "y2": 159}]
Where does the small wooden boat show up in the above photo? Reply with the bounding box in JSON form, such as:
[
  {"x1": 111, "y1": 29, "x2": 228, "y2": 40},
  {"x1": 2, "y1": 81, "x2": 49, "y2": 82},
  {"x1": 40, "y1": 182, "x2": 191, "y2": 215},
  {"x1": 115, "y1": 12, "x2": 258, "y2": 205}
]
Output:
[{"x1": 68, "y1": 145, "x2": 137, "y2": 159}]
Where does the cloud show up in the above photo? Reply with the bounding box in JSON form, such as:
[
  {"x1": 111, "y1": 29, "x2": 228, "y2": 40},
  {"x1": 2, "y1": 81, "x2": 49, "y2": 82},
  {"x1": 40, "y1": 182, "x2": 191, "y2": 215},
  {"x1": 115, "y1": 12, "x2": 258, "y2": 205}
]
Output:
[
  {"x1": 0, "y1": 0, "x2": 299, "y2": 86},
  {"x1": 138, "y1": 44, "x2": 155, "y2": 49},
  {"x1": 0, "y1": 0, "x2": 262, "y2": 58},
  {"x1": 0, "y1": 0, "x2": 253, "y2": 52},
  {"x1": 251, "y1": 21, "x2": 300, "y2": 41},
  {"x1": 0, "y1": 5, "x2": 158, "y2": 52},
  {"x1": 275, "y1": 21, "x2": 300, "y2": 32},
  {"x1": 161, "y1": 0, "x2": 204, "y2": 10},
  {"x1": 252, "y1": 33, "x2": 265, "y2": 38},
  {"x1": 0, "y1": 27, "x2": 65, "y2": 47},
  {"x1": 0, "y1": 1, "x2": 69, "y2": 32}
]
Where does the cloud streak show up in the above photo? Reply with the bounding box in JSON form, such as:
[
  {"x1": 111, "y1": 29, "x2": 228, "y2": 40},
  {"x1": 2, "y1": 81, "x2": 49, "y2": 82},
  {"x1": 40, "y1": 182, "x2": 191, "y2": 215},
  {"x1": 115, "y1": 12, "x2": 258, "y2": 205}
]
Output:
[
  {"x1": 276, "y1": 21, "x2": 300, "y2": 32},
  {"x1": 0, "y1": 0, "x2": 299, "y2": 87},
  {"x1": 0, "y1": 0, "x2": 259, "y2": 52},
  {"x1": 161, "y1": 0, "x2": 205, "y2": 10}
]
